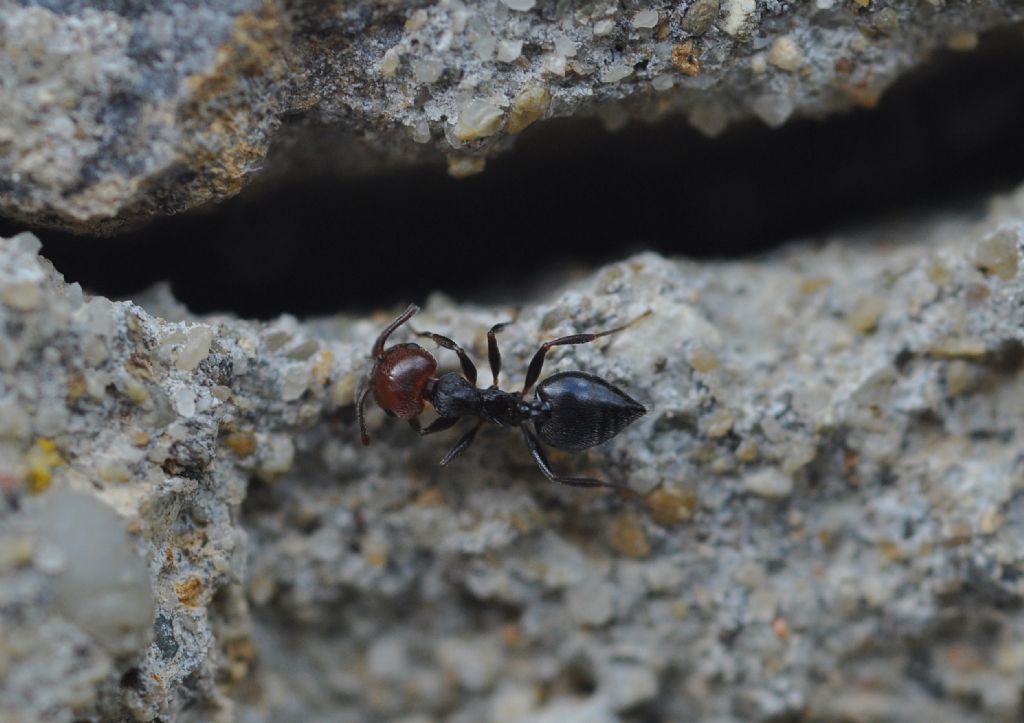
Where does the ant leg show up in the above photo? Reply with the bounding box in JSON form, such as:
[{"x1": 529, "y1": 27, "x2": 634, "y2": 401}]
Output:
[
  {"x1": 520, "y1": 426, "x2": 624, "y2": 490},
  {"x1": 439, "y1": 420, "x2": 484, "y2": 467},
  {"x1": 414, "y1": 416, "x2": 462, "y2": 436},
  {"x1": 357, "y1": 382, "x2": 373, "y2": 446},
  {"x1": 410, "y1": 328, "x2": 478, "y2": 386},
  {"x1": 486, "y1": 319, "x2": 515, "y2": 388},
  {"x1": 372, "y1": 304, "x2": 420, "y2": 357},
  {"x1": 521, "y1": 310, "x2": 653, "y2": 395}
]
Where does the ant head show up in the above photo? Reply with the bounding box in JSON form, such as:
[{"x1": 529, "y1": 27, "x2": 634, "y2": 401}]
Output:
[{"x1": 371, "y1": 342, "x2": 437, "y2": 419}]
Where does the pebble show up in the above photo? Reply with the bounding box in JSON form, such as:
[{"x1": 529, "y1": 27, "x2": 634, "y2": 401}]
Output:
[
  {"x1": 646, "y1": 485, "x2": 698, "y2": 525},
  {"x1": 1, "y1": 281, "x2": 41, "y2": 311},
  {"x1": 446, "y1": 155, "x2": 487, "y2": 178},
  {"x1": 743, "y1": 467, "x2": 793, "y2": 498},
  {"x1": 412, "y1": 58, "x2": 443, "y2": 83},
  {"x1": 601, "y1": 62, "x2": 633, "y2": 84},
  {"x1": 508, "y1": 84, "x2": 551, "y2": 134},
  {"x1": 380, "y1": 47, "x2": 401, "y2": 77},
  {"x1": 671, "y1": 41, "x2": 701, "y2": 76},
  {"x1": 496, "y1": 39, "x2": 522, "y2": 63},
  {"x1": 849, "y1": 295, "x2": 886, "y2": 333},
  {"x1": 632, "y1": 10, "x2": 659, "y2": 29},
  {"x1": 719, "y1": 0, "x2": 757, "y2": 37},
  {"x1": 768, "y1": 35, "x2": 803, "y2": 71},
  {"x1": 501, "y1": 0, "x2": 535, "y2": 11},
  {"x1": 609, "y1": 512, "x2": 651, "y2": 557},
  {"x1": 973, "y1": 230, "x2": 1019, "y2": 281},
  {"x1": 680, "y1": 0, "x2": 719, "y2": 35},
  {"x1": 454, "y1": 98, "x2": 505, "y2": 141}
]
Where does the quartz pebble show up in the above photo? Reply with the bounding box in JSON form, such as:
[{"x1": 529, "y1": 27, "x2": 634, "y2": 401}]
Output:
[
  {"x1": 501, "y1": 0, "x2": 535, "y2": 11},
  {"x1": 632, "y1": 10, "x2": 659, "y2": 29}
]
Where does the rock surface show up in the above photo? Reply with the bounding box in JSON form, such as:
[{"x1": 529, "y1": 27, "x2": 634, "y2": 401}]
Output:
[
  {"x1": 1, "y1": 0, "x2": 1022, "y2": 232},
  {"x1": 1, "y1": 182, "x2": 1023, "y2": 721}
]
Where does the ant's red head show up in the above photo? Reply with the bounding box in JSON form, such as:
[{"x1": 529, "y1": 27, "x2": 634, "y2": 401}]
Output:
[
  {"x1": 371, "y1": 343, "x2": 436, "y2": 419},
  {"x1": 357, "y1": 305, "x2": 437, "y2": 444}
]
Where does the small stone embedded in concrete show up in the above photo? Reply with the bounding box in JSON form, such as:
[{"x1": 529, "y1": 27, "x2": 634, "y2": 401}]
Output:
[
  {"x1": 632, "y1": 10, "x2": 659, "y2": 29},
  {"x1": 601, "y1": 62, "x2": 634, "y2": 84},
  {"x1": 447, "y1": 155, "x2": 487, "y2": 178},
  {"x1": 973, "y1": 229, "x2": 1020, "y2": 280},
  {"x1": 380, "y1": 47, "x2": 401, "y2": 77},
  {"x1": 646, "y1": 485, "x2": 698, "y2": 525},
  {"x1": 768, "y1": 35, "x2": 803, "y2": 72},
  {"x1": 41, "y1": 490, "x2": 154, "y2": 654},
  {"x1": 593, "y1": 18, "x2": 616, "y2": 36},
  {"x1": 176, "y1": 325, "x2": 214, "y2": 372},
  {"x1": 671, "y1": 41, "x2": 702, "y2": 77},
  {"x1": 680, "y1": 0, "x2": 720, "y2": 35},
  {"x1": 454, "y1": 98, "x2": 505, "y2": 141},
  {"x1": 507, "y1": 84, "x2": 552, "y2": 134},
  {"x1": 609, "y1": 512, "x2": 651, "y2": 558},
  {"x1": 412, "y1": 57, "x2": 444, "y2": 83},
  {"x1": 719, "y1": 0, "x2": 758, "y2": 37},
  {"x1": 849, "y1": 295, "x2": 887, "y2": 334},
  {"x1": 501, "y1": 0, "x2": 536, "y2": 11},
  {"x1": 496, "y1": 39, "x2": 523, "y2": 63},
  {"x1": 743, "y1": 467, "x2": 794, "y2": 498}
]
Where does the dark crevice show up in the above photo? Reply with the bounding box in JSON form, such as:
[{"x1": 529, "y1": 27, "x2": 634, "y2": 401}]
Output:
[{"x1": 3, "y1": 33, "x2": 1024, "y2": 318}]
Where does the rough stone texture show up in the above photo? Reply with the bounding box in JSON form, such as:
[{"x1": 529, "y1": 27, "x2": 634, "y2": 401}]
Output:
[
  {"x1": 2, "y1": 181, "x2": 1024, "y2": 721},
  {"x1": 1, "y1": 0, "x2": 1022, "y2": 232}
]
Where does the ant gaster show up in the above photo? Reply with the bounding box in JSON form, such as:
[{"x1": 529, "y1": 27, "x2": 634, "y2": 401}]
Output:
[{"x1": 357, "y1": 304, "x2": 651, "y2": 488}]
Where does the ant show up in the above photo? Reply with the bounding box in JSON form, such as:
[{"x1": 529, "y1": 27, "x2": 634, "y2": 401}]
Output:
[{"x1": 356, "y1": 304, "x2": 651, "y2": 488}]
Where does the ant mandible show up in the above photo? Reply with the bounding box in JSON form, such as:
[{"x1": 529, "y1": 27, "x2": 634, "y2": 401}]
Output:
[{"x1": 356, "y1": 304, "x2": 651, "y2": 488}]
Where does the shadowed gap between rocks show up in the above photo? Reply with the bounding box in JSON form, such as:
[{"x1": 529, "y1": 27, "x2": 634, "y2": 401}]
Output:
[{"x1": 3, "y1": 33, "x2": 1024, "y2": 318}]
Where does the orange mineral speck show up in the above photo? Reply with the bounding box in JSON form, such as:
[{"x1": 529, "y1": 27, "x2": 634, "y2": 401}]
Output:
[
  {"x1": 610, "y1": 512, "x2": 651, "y2": 558},
  {"x1": 175, "y1": 577, "x2": 204, "y2": 608}
]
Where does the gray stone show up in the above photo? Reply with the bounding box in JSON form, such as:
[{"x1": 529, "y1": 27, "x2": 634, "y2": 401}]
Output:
[
  {"x1": 1, "y1": 181, "x2": 1024, "y2": 720},
  {"x1": 1, "y1": 0, "x2": 1022, "y2": 232}
]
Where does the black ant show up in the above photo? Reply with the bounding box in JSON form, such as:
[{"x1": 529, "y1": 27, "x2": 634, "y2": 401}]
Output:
[{"x1": 356, "y1": 304, "x2": 651, "y2": 488}]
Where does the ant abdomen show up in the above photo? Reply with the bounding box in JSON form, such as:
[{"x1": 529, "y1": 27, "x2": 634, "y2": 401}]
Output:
[{"x1": 533, "y1": 371, "x2": 646, "y2": 450}]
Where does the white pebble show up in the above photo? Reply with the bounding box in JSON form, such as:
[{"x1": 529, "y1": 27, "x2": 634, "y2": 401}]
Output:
[
  {"x1": 594, "y1": 18, "x2": 615, "y2": 36},
  {"x1": 173, "y1": 387, "x2": 196, "y2": 418},
  {"x1": 651, "y1": 74, "x2": 674, "y2": 91},
  {"x1": 752, "y1": 93, "x2": 794, "y2": 127},
  {"x1": 496, "y1": 39, "x2": 522, "y2": 62},
  {"x1": 412, "y1": 58, "x2": 443, "y2": 83},
  {"x1": 632, "y1": 10, "x2": 659, "y2": 29},
  {"x1": 743, "y1": 467, "x2": 793, "y2": 498},
  {"x1": 474, "y1": 33, "x2": 497, "y2": 59},
  {"x1": 543, "y1": 54, "x2": 567, "y2": 76},
  {"x1": 258, "y1": 435, "x2": 295, "y2": 480},
  {"x1": 501, "y1": 0, "x2": 536, "y2": 11},
  {"x1": 768, "y1": 35, "x2": 803, "y2": 71},
  {"x1": 454, "y1": 98, "x2": 504, "y2": 141},
  {"x1": 720, "y1": 0, "x2": 757, "y2": 37},
  {"x1": 554, "y1": 34, "x2": 577, "y2": 57},
  {"x1": 411, "y1": 121, "x2": 431, "y2": 143},
  {"x1": 601, "y1": 62, "x2": 633, "y2": 83},
  {"x1": 176, "y1": 324, "x2": 213, "y2": 371},
  {"x1": 380, "y1": 47, "x2": 400, "y2": 77},
  {"x1": 1, "y1": 281, "x2": 41, "y2": 311},
  {"x1": 40, "y1": 491, "x2": 153, "y2": 654}
]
